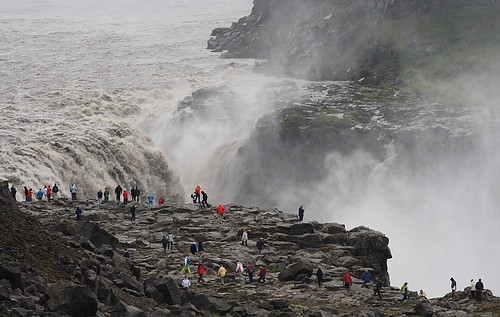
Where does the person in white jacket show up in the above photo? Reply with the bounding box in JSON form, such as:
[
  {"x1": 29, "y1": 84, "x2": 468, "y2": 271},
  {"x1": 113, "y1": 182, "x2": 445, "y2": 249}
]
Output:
[
  {"x1": 241, "y1": 229, "x2": 248, "y2": 246},
  {"x1": 182, "y1": 276, "x2": 191, "y2": 288}
]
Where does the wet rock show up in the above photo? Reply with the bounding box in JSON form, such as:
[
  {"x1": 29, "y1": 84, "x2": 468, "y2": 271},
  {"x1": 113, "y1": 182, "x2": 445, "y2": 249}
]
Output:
[
  {"x1": 153, "y1": 278, "x2": 181, "y2": 305},
  {"x1": 45, "y1": 283, "x2": 98, "y2": 317},
  {"x1": 414, "y1": 300, "x2": 435, "y2": 316},
  {"x1": 278, "y1": 260, "x2": 313, "y2": 281},
  {"x1": 111, "y1": 301, "x2": 146, "y2": 317}
]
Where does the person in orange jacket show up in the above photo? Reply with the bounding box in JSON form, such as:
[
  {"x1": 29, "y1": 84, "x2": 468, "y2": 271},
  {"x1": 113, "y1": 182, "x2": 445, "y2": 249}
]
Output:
[
  {"x1": 216, "y1": 204, "x2": 225, "y2": 222},
  {"x1": 194, "y1": 185, "x2": 201, "y2": 203}
]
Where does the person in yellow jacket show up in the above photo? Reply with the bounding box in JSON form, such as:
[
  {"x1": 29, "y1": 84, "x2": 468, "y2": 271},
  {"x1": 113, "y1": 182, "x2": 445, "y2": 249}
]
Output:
[{"x1": 217, "y1": 264, "x2": 227, "y2": 285}]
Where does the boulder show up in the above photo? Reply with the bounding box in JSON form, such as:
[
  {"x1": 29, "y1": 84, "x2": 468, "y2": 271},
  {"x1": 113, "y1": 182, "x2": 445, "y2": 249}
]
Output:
[
  {"x1": 0, "y1": 264, "x2": 24, "y2": 291},
  {"x1": 79, "y1": 222, "x2": 119, "y2": 248},
  {"x1": 111, "y1": 301, "x2": 146, "y2": 317},
  {"x1": 348, "y1": 227, "x2": 390, "y2": 256},
  {"x1": 45, "y1": 283, "x2": 98, "y2": 317},
  {"x1": 278, "y1": 260, "x2": 313, "y2": 281},
  {"x1": 154, "y1": 278, "x2": 181, "y2": 305},
  {"x1": 297, "y1": 234, "x2": 323, "y2": 248},
  {"x1": 414, "y1": 300, "x2": 435, "y2": 316},
  {"x1": 321, "y1": 223, "x2": 346, "y2": 234}
]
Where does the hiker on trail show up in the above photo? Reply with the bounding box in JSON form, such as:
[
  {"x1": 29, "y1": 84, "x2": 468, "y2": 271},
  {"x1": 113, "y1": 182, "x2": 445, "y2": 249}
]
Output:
[
  {"x1": 256, "y1": 238, "x2": 265, "y2": 255},
  {"x1": 158, "y1": 196, "x2": 165, "y2": 205},
  {"x1": 162, "y1": 236, "x2": 168, "y2": 253},
  {"x1": 201, "y1": 191, "x2": 210, "y2": 207},
  {"x1": 123, "y1": 190, "x2": 129, "y2": 205},
  {"x1": 197, "y1": 241, "x2": 204, "y2": 254},
  {"x1": 241, "y1": 229, "x2": 248, "y2": 246},
  {"x1": 298, "y1": 205, "x2": 304, "y2": 221},
  {"x1": 374, "y1": 281, "x2": 384, "y2": 300},
  {"x1": 10, "y1": 185, "x2": 17, "y2": 200},
  {"x1": 43, "y1": 186, "x2": 47, "y2": 200},
  {"x1": 75, "y1": 207, "x2": 82, "y2": 221},
  {"x1": 122, "y1": 249, "x2": 129, "y2": 258},
  {"x1": 46, "y1": 185, "x2": 52, "y2": 202},
  {"x1": 70, "y1": 184, "x2": 77, "y2": 201},
  {"x1": 194, "y1": 185, "x2": 201, "y2": 203},
  {"x1": 217, "y1": 264, "x2": 227, "y2": 285},
  {"x1": 181, "y1": 255, "x2": 192, "y2": 274},
  {"x1": 342, "y1": 271, "x2": 352, "y2": 292},
  {"x1": 37, "y1": 189, "x2": 44, "y2": 200},
  {"x1": 362, "y1": 270, "x2": 372, "y2": 286},
  {"x1": 24, "y1": 186, "x2": 29, "y2": 201},
  {"x1": 216, "y1": 204, "x2": 225, "y2": 222},
  {"x1": 316, "y1": 267, "x2": 324, "y2": 287},
  {"x1": 401, "y1": 282, "x2": 410, "y2": 301},
  {"x1": 246, "y1": 263, "x2": 254, "y2": 283},
  {"x1": 191, "y1": 192, "x2": 197, "y2": 203},
  {"x1": 130, "y1": 204, "x2": 136, "y2": 222},
  {"x1": 27, "y1": 188, "x2": 33, "y2": 201},
  {"x1": 475, "y1": 279, "x2": 484, "y2": 302},
  {"x1": 190, "y1": 242, "x2": 197, "y2": 255},
  {"x1": 52, "y1": 183, "x2": 59, "y2": 200},
  {"x1": 166, "y1": 233, "x2": 174, "y2": 251},
  {"x1": 236, "y1": 260, "x2": 244, "y2": 279},
  {"x1": 182, "y1": 275, "x2": 191, "y2": 288},
  {"x1": 97, "y1": 190, "x2": 103, "y2": 204},
  {"x1": 197, "y1": 262, "x2": 206, "y2": 282},
  {"x1": 418, "y1": 289, "x2": 427, "y2": 299},
  {"x1": 115, "y1": 185, "x2": 122, "y2": 202},
  {"x1": 148, "y1": 192, "x2": 154, "y2": 206},
  {"x1": 258, "y1": 266, "x2": 267, "y2": 283},
  {"x1": 131, "y1": 187, "x2": 136, "y2": 202}
]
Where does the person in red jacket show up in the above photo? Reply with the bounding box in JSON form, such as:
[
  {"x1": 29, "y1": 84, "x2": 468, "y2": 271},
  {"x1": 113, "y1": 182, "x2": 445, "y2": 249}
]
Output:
[
  {"x1": 46, "y1": 185, "x2": 52, "y2": 202},
  {"x1": 342, "y1": 271, "x2": 353, "y2": 292},
  {"x1": 123, "y1": 190, "x2": 129, "y2": 205},
  {"x1": 216, "y1": 204, "x2": 225, "y2": 222},
  {"x1": 159, "y1": 196, "x2": 165, "y2": 205},
  {"x1": 197, "y1": 262, "x2": 206, "y2": 282}
]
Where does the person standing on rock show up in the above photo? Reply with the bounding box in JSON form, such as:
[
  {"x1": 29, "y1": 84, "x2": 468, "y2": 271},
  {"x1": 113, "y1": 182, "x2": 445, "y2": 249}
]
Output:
[
  {"x1": 24, "y1": 186, "x2": 29, "y2": 201},
  {"x1": 70, "y1": 184, "x2": 77, "y2": 201},
  {"x1": 342, "y1": 271, "x2": 352, "y2": 292},
  {"x1": 316, "y1": 267, "x2": 324, "y2": 287},
  {"x1": 216, "y1": 204, "x2": 225, "y2": 222},
  {"x1": 158, "y1": 196, "x2": 165, "y2": 205},
  {"x1": 131, "y1": 187, "x2": 137, "y2": 202},
  {"x1": 197, "y1": 240, "x2": 204, "y2": 254},
  {"x1": 37, "y1": 189, "x2": 44, "y2": 201},
  {"x1": 123, "y1": 189, "x2": 129, "y2": 205},
  {"x1": 43, "y1": 186, "x2": 47, "y2": 201},
  {"x1": 75, "y1": 206, "x2": 82, "y2": 221},
  {"x1": 166, "y1": 233, "x2": 174, "y2": 251},
  {"x1": 97, "y1": 189, "x2": 103, "y2": 204},
  {"x1": 450, "y1": 277, "x2": 457, "y2": 298},
  {"x1": 374, "y1": 280, "x2": 384, "y2": 300},
  {"x1": 258, "y1": 266, "x2": 267, "y2": 283},
  {"x1": 400, "y1": 282, "x2": 410, "y2": 301},
  {"x1": 190, "y1": 242, "x2": 197, "y2": 255},
  {"x1": 103, "y1": 188, "x2": 110, "y2": 202},
  {"x1": 201, "y1": 190, "x2": 210, "y2": 207},
  {"x1": 256, "y1": 238, "x2": 265, "y2": 255},
  {"x1": 217, "y1": 264, "x2": 227, "y2": 285},
  {"x1": 298, "y1": 205, "x2": 304, "y2": 221},
  {"x1": 475, "y1": 279, "x2": 484, "y2": 302},
  {"x1": 197, "y1": 262, "x2": 206, "y2": 282},
  {"x1": 52, "y1": 183, "x2": 59, "y2": 200},
  {"x1": 241, "y1": 229, "x2": 248, "y2": 246},
  {"x1": 182, "y1": 275, "x2": 191, "y2": 288},
  {"x1": 46, "y1": 185, "x2": 52, "y2": 202},
  {"x1": 27, "y1": 188, "x2": 33, "y2": 201},
  {"x1": 470, "y1": 279, "x2": 476, "y2": 299},
  {"x1": 162, "y1": 236, "x2": 168, "y2": 253},
  {"x1": 148, "y1": 192, "x2": 154, "y2": 206},
  {"x1": 418, "y1": 289, "x2": 426, "y2": 299},
  {"x1": 10, "y1": 185, "x2": 17, "y2": 201},
  {"x1": 135, "y1": 186, "x2": 141, "y2": 202},
  {"x1": 130, "y1": 204, "x2": 136, "y2": 222},
  {"x1": 122, "y1": 249, "x2": 130, "y2": 258},
  {"x1": 236, "y1": 260, "x2": 244, "y2": 279},
  {"x1": 194, "y1": 185, "x2": 201, "y2": 203},
  {"x1": 245, "y1": 263, "x2": 254, "y2": 283},
  {"x1": 181, "y1": 255, "x2": 192, "y2": 274},
  {"x1": 115, "y1": 185, "x2": 122, "y2": 203}
]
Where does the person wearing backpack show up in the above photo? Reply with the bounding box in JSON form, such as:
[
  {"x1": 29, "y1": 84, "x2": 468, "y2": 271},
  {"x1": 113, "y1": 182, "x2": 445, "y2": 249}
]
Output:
[
  {"x1": 197, "y1": 262, "x2": 206, "y2": 282},
  {"x1": 181, "y1": 255, "x2": 192, "y2": 274},
  {"x1": 166, "y1": 233, "x2": 174, "y2": 251},
  {"x1": 343, "y1": 271, "x2": 353, "y2": 292},
  {"x1": 52, "y1": 183, "x2": 59, "y2": 200}
]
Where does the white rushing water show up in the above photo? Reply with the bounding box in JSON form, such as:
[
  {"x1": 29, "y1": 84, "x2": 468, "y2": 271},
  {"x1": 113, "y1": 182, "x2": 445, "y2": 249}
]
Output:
[{"x1": 2, "y1": 0, "x2": 498, "y2": 299}]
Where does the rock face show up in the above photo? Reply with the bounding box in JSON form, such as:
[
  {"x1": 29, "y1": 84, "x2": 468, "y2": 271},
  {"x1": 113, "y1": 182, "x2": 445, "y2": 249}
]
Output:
[
  {"x1": 1, "y1": 181, "x2": 499, "y2": 316},
  {"x1": 208, "y1": 0, "x2": 500, "y2": 82}
]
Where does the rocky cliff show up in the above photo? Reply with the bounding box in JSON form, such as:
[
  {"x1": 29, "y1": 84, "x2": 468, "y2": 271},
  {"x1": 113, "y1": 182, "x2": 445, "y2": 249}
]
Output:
[{"x1": 1, "y1": 181, "x2": 499, "y2": 316}]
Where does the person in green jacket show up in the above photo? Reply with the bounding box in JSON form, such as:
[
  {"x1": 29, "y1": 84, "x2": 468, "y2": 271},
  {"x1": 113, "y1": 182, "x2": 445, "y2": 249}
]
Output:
[
  {"x1": 103, "y1": 188, "x2": 110, "y2": 202},
  {"x1": 401, "y1": 282, "x2": 410, "y2": 301}
]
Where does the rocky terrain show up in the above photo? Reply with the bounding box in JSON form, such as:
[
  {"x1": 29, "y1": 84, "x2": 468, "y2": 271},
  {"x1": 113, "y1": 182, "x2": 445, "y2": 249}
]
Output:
[{"x1": 1, "y1": 180, "x2": 499, "y2": 316}]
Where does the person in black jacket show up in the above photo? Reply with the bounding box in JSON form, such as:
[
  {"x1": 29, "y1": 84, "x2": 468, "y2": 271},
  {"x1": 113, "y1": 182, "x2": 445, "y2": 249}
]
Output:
[
  {"x1": 115, "y1": 185, "x2": 122, "y2": 202},
  {"x1": 316, "y1": 267, "x2": 324, "y2": 287},
  {"x1": 475, "y1": 279, "x2": 484, "y2": 302}
]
